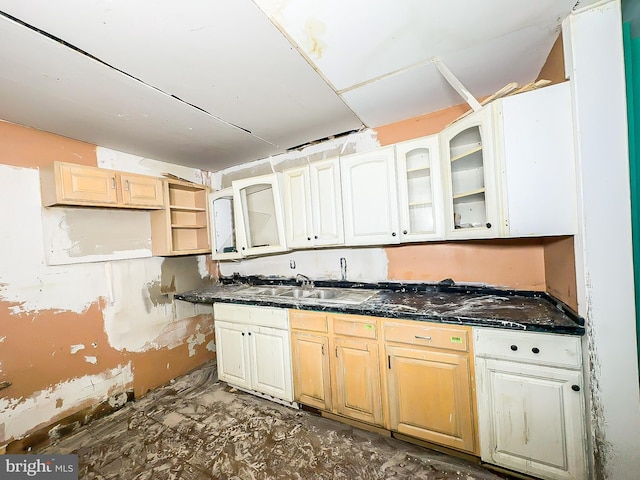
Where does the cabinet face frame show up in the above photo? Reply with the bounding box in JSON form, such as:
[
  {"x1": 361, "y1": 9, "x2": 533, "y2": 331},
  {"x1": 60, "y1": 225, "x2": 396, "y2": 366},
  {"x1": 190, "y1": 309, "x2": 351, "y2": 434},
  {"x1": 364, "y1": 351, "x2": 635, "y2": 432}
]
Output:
[
  {"x1": 395, "y1": 135, "x2": 445, "y2": 242},
  {"x1": 440, "y1": 107, "x2": 500, "y2": 239},
  {"x1": 209, "y1": 187, "x2": 242, "y2": 260},
  {"x1": 232, "y1": 173, "x2": 288, "y2": 256},
  {"x1": 340, "y1": 146, "x2": 400, "y2": 245}
]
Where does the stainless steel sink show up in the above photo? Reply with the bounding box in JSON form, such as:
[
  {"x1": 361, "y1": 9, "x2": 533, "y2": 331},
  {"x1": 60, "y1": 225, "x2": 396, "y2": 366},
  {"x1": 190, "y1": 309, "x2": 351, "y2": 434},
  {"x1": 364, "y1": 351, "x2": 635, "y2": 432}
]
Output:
[{"x1": 237, "y1": 284, "x2": 378, "y2": 305}]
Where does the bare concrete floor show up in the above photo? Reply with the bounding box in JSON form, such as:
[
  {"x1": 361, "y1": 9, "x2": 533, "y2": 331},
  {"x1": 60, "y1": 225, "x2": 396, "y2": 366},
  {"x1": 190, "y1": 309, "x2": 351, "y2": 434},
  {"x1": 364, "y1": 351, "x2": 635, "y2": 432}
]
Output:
[{"x1": 39, "y1": 362, "x2": 512, "y2": 480}]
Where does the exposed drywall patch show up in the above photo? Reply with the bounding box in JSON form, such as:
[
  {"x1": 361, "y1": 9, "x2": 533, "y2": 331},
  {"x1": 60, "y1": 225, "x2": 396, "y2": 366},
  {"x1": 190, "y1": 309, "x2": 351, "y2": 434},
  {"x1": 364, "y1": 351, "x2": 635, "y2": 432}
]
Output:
[
  {"x1": 42, "y1": 207, "x2": 152, "y2": 265},
  {"x1": 187, "y1": 325, "x2": 206, "y2": 357},
  {"x1": 70, "y1": 344, "x2": 85, "y2": 355},
  {"x1": 147, "y1": 314, "x2": 214, "y2": 352},
  {"x1": 0, "y1": 336, "x2": 5, "y2": 342},
  {"x1": 97, "y1": 147, "x2": 209, "y2": 185},
  {"x1": 206, "y1": 340, "x2": 216, "y2": 352},
  {"x1": 213, "y1": 129, "x2": 379, "y2": 189},
  {"x1": 84, "y1": 356, "x2": 98, "y2": 365},
  {"x1": 0, "y1": 165, "x2": 107, "y2": 315},
  {"x1": 0, "y1": 363, "x2": 133, "y2": 442},
  {"x1": 218, "y1": 247, "x2": 388, "y2": 282},
  {"x1": 55, "y1": 398, "x2": 63, "y2": 409}
]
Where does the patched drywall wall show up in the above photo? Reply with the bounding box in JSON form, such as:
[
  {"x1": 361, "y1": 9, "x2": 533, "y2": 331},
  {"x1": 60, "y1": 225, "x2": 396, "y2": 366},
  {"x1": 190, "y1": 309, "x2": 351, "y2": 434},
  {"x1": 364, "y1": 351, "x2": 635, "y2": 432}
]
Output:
[{"x1": 0, "y1": 122, "x2": 215, "y2": 445}]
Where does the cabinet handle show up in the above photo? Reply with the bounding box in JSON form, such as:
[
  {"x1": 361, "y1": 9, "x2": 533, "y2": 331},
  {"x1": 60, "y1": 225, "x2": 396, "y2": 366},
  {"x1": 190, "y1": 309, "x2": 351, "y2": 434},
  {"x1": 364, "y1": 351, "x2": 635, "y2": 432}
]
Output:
[
  {"x1": 314, "y1": 235, "x2": 318, "y2": 239},
  {"x1": 532, "y1": 347, "x2": 540, "y2": 354},
  {"x1": 248, "y1": 332, "x2": 252, "y2": 336},
  {"x1": 307, "y1": 237, "x2": 311, "y2": 241},
  {"x1": 388, "y1": 355, "x2": 391, "y2": 369},
  {"x1": 571, "y1": 384, "x2": 581, "y2": 392},
  {"x1": 125, "y1": 180, "x2": 130, "y2": 191},
  {"x1": 111, "y1": 177, "x2": 116, "y2": 189},
  {"x1": 486, "y1": 223, "x2": 492, "y2": 229},
  {"x1": 510, "y1": 344, "x2": 518, "y2": 351},
  {"x1": 321, "y1": 344, "x2": 324, "y2": 356},
  {"x1": 242, "y1": 332, "x2": 245, "y2": 336},
  {"x1": 403, "y1": 230, "x2": 408, "y2": 235},
  {"x1": 335, "y1": 346, "x2": 338, "y2": 358},
  {"x1": 392, "y1": 232, "x2": 397, "y2": 237},
  {"x1": 415, "y1": 335, "x2": 432, "y2": 341}
]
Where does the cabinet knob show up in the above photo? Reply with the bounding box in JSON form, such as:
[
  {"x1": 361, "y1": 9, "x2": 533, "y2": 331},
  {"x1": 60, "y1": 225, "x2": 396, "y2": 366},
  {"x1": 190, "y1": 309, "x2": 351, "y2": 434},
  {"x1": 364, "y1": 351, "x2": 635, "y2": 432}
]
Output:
[
  {"x1": 532, "y1": 347, "x2": 540, "y2": 354},
  {"x1": 510, "y1": 344, "x2": 518, "y2": 351},
  {"x1": 307, "y1": 237, "x2": 311, "y2": 241},
  {"x1": 571, "y1": 384, "x2": 581, "y2": 392},
  {"x1": 403, "y1": 230, "x2": 408, "y2": 235},
  {"x1": 314, "y1": 235, "x2": 318, "y2": 239},
  {"x1": 241, "y1": 332, "x2": 245, "y2": 336},
  {"x1": 392, "y1": 232, "x2": 397, "y2": 237},
  {"x1": 248, "y1": 332, "x2": 252, "y2": 336},
  {"x1": 242, "y1": 247, "x2": 246, "y2": 251},
  {"x1": 486, "y1": 223, "x2": 492, "y2": 229}
]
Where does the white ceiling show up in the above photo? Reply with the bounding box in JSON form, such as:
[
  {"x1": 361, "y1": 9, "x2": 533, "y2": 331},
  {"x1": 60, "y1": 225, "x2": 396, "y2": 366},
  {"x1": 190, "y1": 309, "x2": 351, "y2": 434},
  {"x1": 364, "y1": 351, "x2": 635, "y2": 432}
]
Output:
[{"x1": 0, "y1": 0, "x2": 589, "y2": 172}]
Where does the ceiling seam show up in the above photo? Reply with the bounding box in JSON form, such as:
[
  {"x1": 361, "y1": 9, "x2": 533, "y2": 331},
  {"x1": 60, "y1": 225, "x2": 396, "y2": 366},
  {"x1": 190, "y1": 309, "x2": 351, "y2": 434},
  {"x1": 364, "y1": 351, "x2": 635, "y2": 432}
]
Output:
[{"x1": 0, "y1": 8, "x2": 278, "y2": 147}]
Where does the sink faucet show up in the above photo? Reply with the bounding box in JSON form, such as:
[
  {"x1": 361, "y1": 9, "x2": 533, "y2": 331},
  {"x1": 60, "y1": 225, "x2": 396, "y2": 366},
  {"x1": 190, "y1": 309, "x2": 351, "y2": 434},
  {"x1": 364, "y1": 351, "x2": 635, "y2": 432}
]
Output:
[{"x1": 296, "y1": 274, "x2": 314, "y2": 288}]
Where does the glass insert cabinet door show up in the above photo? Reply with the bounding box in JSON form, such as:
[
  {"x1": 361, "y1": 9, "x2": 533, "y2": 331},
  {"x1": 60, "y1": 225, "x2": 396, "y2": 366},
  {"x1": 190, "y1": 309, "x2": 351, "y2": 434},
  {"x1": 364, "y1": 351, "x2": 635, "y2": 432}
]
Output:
[
  {"x1": 209, "y1": 187, "x2": 241, "y2": 260},
  {"x1": 232, "y1": 173, "x2": 288, "y2": 256},
  {"x1": 395, "y1": 135, "x2": 444, "y2": 242},
  {"x1": 441, "y1": 107, "x2": 499, "y2": 239}
]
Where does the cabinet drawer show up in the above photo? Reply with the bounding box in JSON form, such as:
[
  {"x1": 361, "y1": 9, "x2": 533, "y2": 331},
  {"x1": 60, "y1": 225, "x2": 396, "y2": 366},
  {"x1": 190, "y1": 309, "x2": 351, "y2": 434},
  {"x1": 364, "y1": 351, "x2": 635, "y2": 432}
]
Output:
[
  {"x1": 332, "y1": 314, "x2": 377, "y2": 339},
  {"x1": 474, "y1": 328, "x2": 582, "y2": 368},
  {"x1": 384, "y1": 321, "x2": 469, "y2": 352},
  {"x1": 289, "y1": 310, "x2": 328, "y2": 333},
  {"x1": 214, "y1": 303, "x2": 288, "y2": 329}
]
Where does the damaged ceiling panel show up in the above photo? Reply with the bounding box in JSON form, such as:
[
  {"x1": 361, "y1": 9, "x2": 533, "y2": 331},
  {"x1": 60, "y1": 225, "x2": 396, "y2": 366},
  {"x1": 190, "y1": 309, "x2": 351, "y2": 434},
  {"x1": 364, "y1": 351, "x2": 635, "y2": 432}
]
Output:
[{"x1": 0, "y1": 0, "x2": 596, "y2": 171}]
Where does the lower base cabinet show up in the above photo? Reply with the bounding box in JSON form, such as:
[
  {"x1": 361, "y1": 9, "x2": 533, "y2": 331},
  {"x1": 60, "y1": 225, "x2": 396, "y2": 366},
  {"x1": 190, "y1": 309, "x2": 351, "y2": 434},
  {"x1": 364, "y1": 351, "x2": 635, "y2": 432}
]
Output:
[
  {"x1": 384, "y1": 320, "x2": 477, "y2": 454},
  {"x1": 214, "y1": 303, "x2": 294, "y2": 403},
  {"x1": 474, "y1": 328, "x2": 587, "y2": 480},
  {"x1": 290, "y1": 310, "x2": 384, "y2": 427}
]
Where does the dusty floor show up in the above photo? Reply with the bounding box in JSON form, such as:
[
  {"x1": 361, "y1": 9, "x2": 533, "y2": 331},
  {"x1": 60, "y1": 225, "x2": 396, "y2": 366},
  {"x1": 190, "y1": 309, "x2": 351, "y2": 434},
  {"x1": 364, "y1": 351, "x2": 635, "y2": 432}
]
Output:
[{"x1": 39, "y1": 362, "x2": 511, "y2": 480}]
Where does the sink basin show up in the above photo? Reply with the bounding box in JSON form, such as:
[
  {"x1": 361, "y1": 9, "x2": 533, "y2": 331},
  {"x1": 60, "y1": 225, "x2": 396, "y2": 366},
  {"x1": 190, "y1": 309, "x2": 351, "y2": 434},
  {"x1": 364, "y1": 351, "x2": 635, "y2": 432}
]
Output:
[
  {"x1": 306, "y1": 289, "x2": 339, "y2": 300},
  {"x1": 278, "y1": 288, "x2": 311, "y2": 298},
  {"x1": 238, "y1": 284, "x2": 379, "y2": 305}
]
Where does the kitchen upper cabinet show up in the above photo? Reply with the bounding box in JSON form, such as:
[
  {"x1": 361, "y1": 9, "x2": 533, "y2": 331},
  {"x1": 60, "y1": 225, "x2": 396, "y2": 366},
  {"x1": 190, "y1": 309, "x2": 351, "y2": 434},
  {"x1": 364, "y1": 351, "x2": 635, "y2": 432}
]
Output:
[
  {"x1": 210, "y1": 187, "x2": 241, "y2": 260},
  {"x1": 384, "y1": 321, "x2": 477, "y2": 453},
  {"x1": 40, "y1": 161, "x2": 164, "y2": 209},
  {"x1": 150, "y1": 178, "x2": 210, "y2": 256},
  {"x1": 282, "y1": 158, "x2": 344, "y2": 249},
  {"x1": 441, "y1": 107, "x2": 500, "y2": 239},
  {"x1": 340, "y1": 146, "x2": 400, "y2": 245},
  {"x1": 214, "y1": 303, "x2": 294, "y2": 403},
  {"x1": 395, "y1": 135, "x2": 445, "y2": 242},
  {"x1": 233, "y1": 173, "x2": 287, "y2": 257},
  {"x1": 495, "y1": 82, "x2": 576, "y2": 237},
  {"x1": 474, "y1": 328, "x2": 586, "y2": 480}
]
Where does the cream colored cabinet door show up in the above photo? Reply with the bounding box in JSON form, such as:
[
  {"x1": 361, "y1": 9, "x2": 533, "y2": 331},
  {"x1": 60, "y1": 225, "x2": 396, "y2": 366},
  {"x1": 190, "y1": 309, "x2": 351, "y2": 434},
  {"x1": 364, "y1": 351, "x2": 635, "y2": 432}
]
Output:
[
  {"x1": 340, "y1": 146, "x2": 400, "y2": 245},
  {"x1": 476, "y1": 358, "x2": 586, "y2": 480},
  {"x1": 248, "y1": 325, "x2": 294, "y2": 402},
  {"x1": 291, "y1": 331, "x2": 332, "y2": 411},
  {"x1": 283, "y1": 159, "x2": 344, "y2": 249},
  {"x1": 119, "y1": 173, "x2": 164, "y2": 208},
  {"x1": 333, "y1": 337, "x2": 383, "y2": 426},
  {"x1": 387, "y1": 345, "x2": 476, "y2": 453},
  {"x1": 309, "y1": 158, "x2": 344, "y2": 246},
  {"x1": 233, "y1": 173, "x2": 288, "y2": 257},
  {"x1": 440, "y1": 106, "x2": 500, "y2": 239},
  {"x1": 282, "y1": 166, "x2": 314, "y2": 249},
  {"x1": 57, "y1": 162, "x2": 119, "y2": 205},
  {"x1": 396, "y1": 135, "x2": 445, "y2": 242},
  {"x1": 215, "y1": 320, "x2": 251, "y2": 390}
]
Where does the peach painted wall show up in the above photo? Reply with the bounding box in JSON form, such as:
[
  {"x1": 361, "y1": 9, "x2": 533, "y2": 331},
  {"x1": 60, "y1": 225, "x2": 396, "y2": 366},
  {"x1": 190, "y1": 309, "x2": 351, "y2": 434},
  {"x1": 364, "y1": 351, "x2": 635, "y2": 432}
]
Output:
[
  {"x1": 386, "y1": 240, "x2": 546, "y2": 291},
  {"x1": 0, "y1": 121, "x2": 215, "y2": 445}
]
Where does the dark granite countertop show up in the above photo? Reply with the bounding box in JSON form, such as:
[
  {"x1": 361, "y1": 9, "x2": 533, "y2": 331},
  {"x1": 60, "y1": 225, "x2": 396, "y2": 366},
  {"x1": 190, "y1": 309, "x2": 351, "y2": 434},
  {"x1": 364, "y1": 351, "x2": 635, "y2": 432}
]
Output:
[{"x1": 175, "y1": 277, "x2": 585, "y2": 335}]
